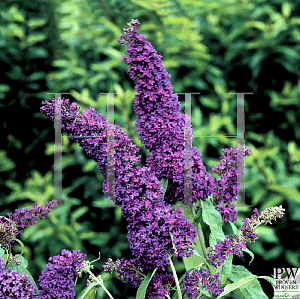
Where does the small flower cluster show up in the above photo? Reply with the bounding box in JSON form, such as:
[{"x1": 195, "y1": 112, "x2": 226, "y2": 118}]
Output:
[
  {"x1": 38, "y1": 249, "x2": 87, "y2": 299},
  {"x1": 104, "y1": 258, "x2": 145, "y2": 288},
  {"x1": 103, "y1": 257, "x2": 174, "y2": 299},
  {"x1": 208, "y1": 234, "x2": 247, "y2": 268},
  {"x1": 210, "y1": 144, "x2": 251, "y2": 223},
  {"x1": 0, "y1": 256, "x2": 39, "y2": 298},
  {"x1": 239, "y1": 206, "x2": 285, "y2": 243},
  {"x1": 0, "y1": 216, "x2": 19, "y2": 250},
  {"x1": 182, "y1": 268, "x2": 224, "y2": 299},
  {"x1": 118, "y1": 19, "x2": 218, "y2": 207},
  {"x1": 40, "y1": 99, "x2": 197, "y2": 275},
  {"x1": 208, "y1": 206, "x2": 285, "y2": 268}
]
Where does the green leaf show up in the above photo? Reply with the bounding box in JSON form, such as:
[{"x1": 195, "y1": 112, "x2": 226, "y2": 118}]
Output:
[
  {"x1": 0, "y1": 84, "x2": 11, "y2": 92},
  {"x1": 7, "y1": 5, "x2": 25, "y2": 22},
  {"x1": 182, "y1": 251, "x2": 206, "y2": 271},
  {"x1": 6, "y1": 260, "x2": 38, "y2": 289},
  {"x1": 243, "y1": 247, "x2": 255, "y2": 265},
  {"x1": 201, "y1": 198, "x2": 225, "y2": 247},
  {"x1": 71, "y1": 206, "x2": 89, "y2": 221},
  {"x1": 256, "y1": 226, "x2": 279, "y2": 243},
  {"x1": 232, "y1": 288, "x2": 246, "y2": 299},
  {"x1": 258, "y1": 276, "x2": 274, "y2": 288},
  {"x1": 218, "y1": 255, "x2": 233, "y2": 287},
  {"x1": 0, "y1": 247, "x2": 5, "y2": 257},
  {"x1": 201, "y1": 287, "x2": 212, "y2": 297},
  {"x1": 180, "y1": 202, "x2": 194, "y2": 224},
  {"x1": 160, "y1": 178, "x2": 168, "y2": 199},
  {"x1": 282, "y1": 2, "x2": 291, "y2": 18},
  {"x1": 218, "y1": 265, "x2": 268, "y2": 299},
  {"x1": 281, "y1": 271, "x2": 287, "y2": 279},
  {"x1": 217, "y1": 275, "x2": 258, "y2": 298},
  {"x1": 76, "y1": 281, "x2": 97, "y2": 299},
  {"x1": 228, "y1": 221, "x2": 238, "y2": 235},
  {"x1": 28, "y1": 18, "x2": 47, "y2": 28},
  {"x1": 14, "y1": 239, "x2": 25, "y2": 256},
  {"x1": 14, "y1": 255, "x2": 28, "y2": 268},
  {"x1": 136, "y1": 268, "x2": 158, "y2": 299},
  {"x1": 26, "y1": 33, "x2": 46, "y2": 47},
  {"x1": 28, "y1": 71, "x2": 46, "y2": 82},
  {"x1": 1, "y1": 254, "x2": 8, "y2": 265}
]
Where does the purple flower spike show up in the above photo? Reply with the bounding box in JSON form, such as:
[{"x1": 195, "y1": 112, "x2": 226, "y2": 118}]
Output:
[
  {"x1": 38, "y1": 249, "x2": 86, "y2": 299},
  {"x1": 118, "y1": 19, "x2": 218, "y2": 206},
  {"x1": 1, "y1": 200, "x2": 57, "y2": 249},
  {"x1": 6, "y1": 199, "x2": 58, "y2": 231},
  {"x1": 211, "y1": 144, "x2": 251, "y2": 223}
]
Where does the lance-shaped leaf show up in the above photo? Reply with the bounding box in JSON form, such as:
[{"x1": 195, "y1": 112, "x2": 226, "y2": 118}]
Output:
[{"x1": 201, "y1": 198, "x2": 225, "y2": 247}]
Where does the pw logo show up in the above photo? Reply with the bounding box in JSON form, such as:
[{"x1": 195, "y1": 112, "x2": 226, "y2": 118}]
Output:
[
  {"x1": 273, "y1": 268, "x2": 300, "y2": 298},
  {"x1": 274, "y1": 268, "x2": 300, "y2": 280}
]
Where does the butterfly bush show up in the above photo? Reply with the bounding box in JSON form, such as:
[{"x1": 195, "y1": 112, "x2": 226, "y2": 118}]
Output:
[{"x1": 0, "y1": 18, "x2": 287, "y2": 299}]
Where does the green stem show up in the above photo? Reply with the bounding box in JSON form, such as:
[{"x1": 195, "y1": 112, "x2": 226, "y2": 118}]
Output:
[
  {"x1": 168, "y1": 257, "x2": 182, "y2": 299},
  {"x1": 86, "y1": 269, "x2": 114, "y2": 299},
  {"x1": 190, "y1": 206, "x2": 209, "y2": 262}
]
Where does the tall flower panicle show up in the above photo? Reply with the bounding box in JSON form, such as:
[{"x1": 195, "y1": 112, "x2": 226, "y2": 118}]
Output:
[
  {"x1": 182, "y1": 268, "x2": 224, "y2": 299},
  {"x1": 118, "y1": 19, "x2": 218, "y2": 206},
  {"x1": 38, "y1": 249, "x2": 87, "y2": 299},
  {"x1": 210, "y1": 144, "x2": 251, "y2": 223},
  {"x1": 0, "y1": 256, "x2": 39, "y2": 298},
  {"x1": 40, "y1": 98, "x2": 197, "y2": 272},
  {"x1": 118, "y1": 19, "x2": 252, "y2": 225}
]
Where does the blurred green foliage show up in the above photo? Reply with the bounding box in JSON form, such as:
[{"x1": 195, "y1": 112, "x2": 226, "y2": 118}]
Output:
[{"x1": 1, "y1": 0, "x2": 299, "y2": 298}]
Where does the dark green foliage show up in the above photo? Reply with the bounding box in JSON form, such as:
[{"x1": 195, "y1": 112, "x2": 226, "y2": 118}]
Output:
[{"x1": 1, "y1": 0, "x2": 299, "y2": 298}]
